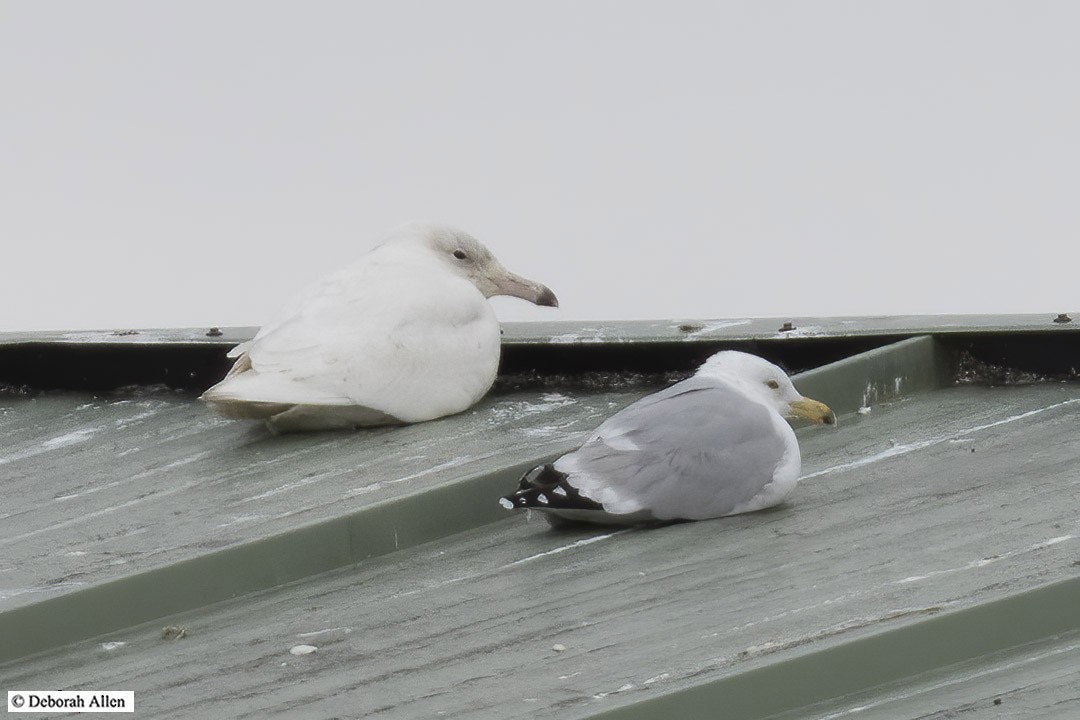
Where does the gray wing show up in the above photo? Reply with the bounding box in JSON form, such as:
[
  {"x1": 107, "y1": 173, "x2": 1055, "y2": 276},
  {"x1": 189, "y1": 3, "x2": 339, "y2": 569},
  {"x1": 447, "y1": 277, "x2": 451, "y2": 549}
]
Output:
[{"x1": 553, "y1": 377, "x2": 793, "y2": 521}]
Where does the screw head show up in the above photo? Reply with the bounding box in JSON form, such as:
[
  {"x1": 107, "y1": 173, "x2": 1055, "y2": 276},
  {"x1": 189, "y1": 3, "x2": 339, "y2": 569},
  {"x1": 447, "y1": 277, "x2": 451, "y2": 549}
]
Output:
[
  {"x1": 779, "y1": 321, "x2": 796, "y2": 332},
  {"x1": 206, "y1": 327, "x2": 223, "y2": 337},
  {"x1": 1052, "y1": 313, "x2": 1072, "y2": 324}
]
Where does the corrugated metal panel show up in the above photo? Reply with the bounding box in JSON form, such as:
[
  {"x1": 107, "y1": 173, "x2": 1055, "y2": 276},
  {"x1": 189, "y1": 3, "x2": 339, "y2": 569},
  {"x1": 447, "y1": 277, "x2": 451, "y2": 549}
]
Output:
[{"x1": 1, "y1": 320, "x2": 1078, "y2": 718}]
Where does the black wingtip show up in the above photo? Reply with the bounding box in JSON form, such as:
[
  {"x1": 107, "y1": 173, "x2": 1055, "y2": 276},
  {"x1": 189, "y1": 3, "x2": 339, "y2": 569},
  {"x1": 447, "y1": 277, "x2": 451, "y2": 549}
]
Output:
[
  {"x1": 519, "y1": 463, "x2": 564, "y2": 491},
  {"x1": 501, "y1": 463, "x2": 604, "y2": 512}
]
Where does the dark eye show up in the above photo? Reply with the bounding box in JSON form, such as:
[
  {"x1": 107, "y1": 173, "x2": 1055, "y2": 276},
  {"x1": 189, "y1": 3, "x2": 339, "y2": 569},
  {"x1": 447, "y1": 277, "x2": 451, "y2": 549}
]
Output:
[
  {"x1": 766, "y1": 380, "x2": 780, "y2": 390},
  {"x1": 453, "y1": 249, "x2": 468, "y2": 260}
]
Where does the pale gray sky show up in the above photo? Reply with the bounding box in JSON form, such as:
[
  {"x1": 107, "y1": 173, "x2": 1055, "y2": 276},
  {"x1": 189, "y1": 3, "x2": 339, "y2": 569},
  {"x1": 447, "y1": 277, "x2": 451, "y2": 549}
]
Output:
[{"x1": 3, "y1": 1, "x2": 1078, "y2": 331}]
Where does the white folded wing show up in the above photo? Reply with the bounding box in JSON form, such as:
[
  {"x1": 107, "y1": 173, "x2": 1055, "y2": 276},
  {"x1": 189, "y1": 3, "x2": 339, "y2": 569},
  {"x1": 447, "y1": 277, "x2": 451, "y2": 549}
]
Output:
[{"x1": 202, "y1": 261, "x2": 501, "y2": 425}]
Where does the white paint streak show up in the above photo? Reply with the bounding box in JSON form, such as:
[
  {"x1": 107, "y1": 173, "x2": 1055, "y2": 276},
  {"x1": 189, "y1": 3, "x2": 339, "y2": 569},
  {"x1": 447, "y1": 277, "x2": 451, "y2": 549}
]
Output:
[
  {"x1": 41, "y1": 431, "x2": 96, "y2": 446},
  {"x1": 239, "y1": 468, "x2": 351, "y2": 503},
  {"x1": 392, "y1": 530, "x2": 628, "y2": 599},
  {"x1": 216, "y1": 514, "x2": 267, "y2": 529},
  {"x1": 894, "y1": 534, "x2": 1077, "y2": 586},
  {"x1": 130, "y1": 450, "x2": 215, "y2": 480},
  {"x1": 296, "y1": 627, "x2": 353, "y2": 639},
  {"x1": 387, "y1": 454, "x2": 490, "y2": 485},
  {"x1": 812, "y1": 642, "x2": 1080, "y2": 720},
  {"x1": 42, "y1": 430, "x2": 98, "y2": 449},
  {"x1": 501, "y1": 531, "x2": 625, "y2": 568},
  {"x1": 0, "y1": 474, "x2": 212, "y2": 548},
  {"x1": 114, "y1": 408, "x2": 161, "y2": 429},
  {"x1": 0, "y1": 428, "x2": 99, "y2": 466},
  {"x1": 344, "y1": 482, "x2": 384, "y2": 498},
  {"x1": 801, "y1": 439, "x2": 938, "y2": 480},
  {"x1": 54, "y1": 450, "x2": 215, "y2": 501},
  {"x1": 963, "y1": 399, "x2": 1080, "y2": 434},
  {"x1": 802, "y1": 398, "x2": 1080, "y2": 480}
]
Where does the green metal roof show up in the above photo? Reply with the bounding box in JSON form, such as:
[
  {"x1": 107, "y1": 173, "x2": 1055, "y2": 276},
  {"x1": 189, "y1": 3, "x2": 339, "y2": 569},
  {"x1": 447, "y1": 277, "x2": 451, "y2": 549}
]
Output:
[
  {"x1": 2, "y1": 311, "x2": 1076, "y2": 348},
  {"x1": 1, "y1": 318, "x2": 1078, "y2": 718}
]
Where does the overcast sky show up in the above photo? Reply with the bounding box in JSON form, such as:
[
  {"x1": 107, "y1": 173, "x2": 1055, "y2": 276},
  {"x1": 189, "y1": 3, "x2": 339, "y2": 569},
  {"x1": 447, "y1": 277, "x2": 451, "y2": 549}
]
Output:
[{"x1": 3, "y1": 1, "x2": 1078, "y2": 332}]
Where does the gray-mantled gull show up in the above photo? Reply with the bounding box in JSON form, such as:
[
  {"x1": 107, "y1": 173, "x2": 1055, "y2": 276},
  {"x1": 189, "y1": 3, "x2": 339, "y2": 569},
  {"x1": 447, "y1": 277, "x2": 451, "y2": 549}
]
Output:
[
  {"x1": 501, "y1": 351, "x2": 834, "y2": 526},
  {"x1": 201, "y1": 222, "x2": 558, "y2": 432}
]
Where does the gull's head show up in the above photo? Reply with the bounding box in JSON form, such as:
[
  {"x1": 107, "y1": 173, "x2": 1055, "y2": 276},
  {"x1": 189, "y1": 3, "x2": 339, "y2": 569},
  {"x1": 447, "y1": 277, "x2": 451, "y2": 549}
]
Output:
[
  {"x1": 378, "y1": 222, "x2": 558, "y2": 307},
  {"x1": 696, "y1": 351, "x2": 835, "y2": 425}
]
